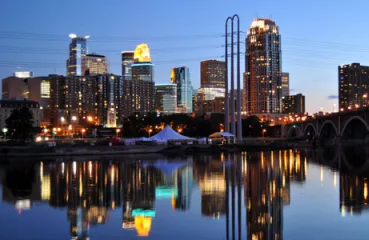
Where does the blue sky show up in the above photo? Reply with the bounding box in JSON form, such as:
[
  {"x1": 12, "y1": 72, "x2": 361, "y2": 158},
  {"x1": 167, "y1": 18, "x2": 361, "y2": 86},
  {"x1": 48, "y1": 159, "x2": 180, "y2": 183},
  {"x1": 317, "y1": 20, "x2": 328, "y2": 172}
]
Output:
[{"x1": 1, "y1": 0, "x2": 369, "y2": 113}]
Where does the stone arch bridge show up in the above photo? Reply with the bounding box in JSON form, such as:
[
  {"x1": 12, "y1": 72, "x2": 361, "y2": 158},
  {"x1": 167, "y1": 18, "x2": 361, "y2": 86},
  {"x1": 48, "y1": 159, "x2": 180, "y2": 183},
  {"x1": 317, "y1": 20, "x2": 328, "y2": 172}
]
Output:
[{"x1": 282, "y1": 109, "x2": 369, "y2": 143}]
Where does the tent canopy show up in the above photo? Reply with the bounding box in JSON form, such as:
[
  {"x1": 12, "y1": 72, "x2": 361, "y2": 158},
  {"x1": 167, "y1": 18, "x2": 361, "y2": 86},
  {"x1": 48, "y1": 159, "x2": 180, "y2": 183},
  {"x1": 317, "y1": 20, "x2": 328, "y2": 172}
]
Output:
[
  {"x1": 209, "y1": 132, "x2": 235, "y2": 138},
  {"x1": 149, "y1": 125, "x2": 194, "y2": 141}
]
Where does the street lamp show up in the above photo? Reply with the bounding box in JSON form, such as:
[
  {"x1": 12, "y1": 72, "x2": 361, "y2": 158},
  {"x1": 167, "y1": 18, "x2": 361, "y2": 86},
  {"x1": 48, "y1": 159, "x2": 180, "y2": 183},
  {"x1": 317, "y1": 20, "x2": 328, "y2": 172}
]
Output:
[
  {"x1": 116, "y1": 128, "x2": 121, "y2": 137},
  {"x1": 148, "y1": 129, "x2": 152, "y2": 137},
  {"x1": 81, "y1": 128, "x2": 86, "y2": 138},
  {"x1": 2, "y1": 128, "x2": 8, "y2": 140},
  {"x1": 262, "y1": 129, "x2": 267, "y2": 138}
]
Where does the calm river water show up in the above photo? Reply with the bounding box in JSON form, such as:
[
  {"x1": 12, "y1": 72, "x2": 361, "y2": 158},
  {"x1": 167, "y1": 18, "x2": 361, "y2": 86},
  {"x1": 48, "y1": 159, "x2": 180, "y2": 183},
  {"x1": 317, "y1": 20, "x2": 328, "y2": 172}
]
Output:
[{"x1": 1, "y1": 148, "x2": 369, "y2": 240}]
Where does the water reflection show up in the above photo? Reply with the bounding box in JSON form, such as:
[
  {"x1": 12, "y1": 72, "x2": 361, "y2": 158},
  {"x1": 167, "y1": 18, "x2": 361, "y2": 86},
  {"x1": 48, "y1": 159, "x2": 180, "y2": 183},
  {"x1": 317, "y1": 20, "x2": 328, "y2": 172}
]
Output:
[{"x1": 2, "y1": 147, "x2": 369, "y2": 239}]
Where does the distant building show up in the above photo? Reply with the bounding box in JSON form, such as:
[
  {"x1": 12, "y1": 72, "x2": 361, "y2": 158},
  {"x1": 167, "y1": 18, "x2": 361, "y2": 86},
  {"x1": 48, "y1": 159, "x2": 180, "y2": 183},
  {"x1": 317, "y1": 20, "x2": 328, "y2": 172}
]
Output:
[
  {"x1": 82, "y1": 53, "x2": 109, "y2": 75},
  {"x1": 1, "y1": 77, "x2": 25, "y2": 100},
  {"x1": 199, "y1": 60, "x2": 226, "y2": 100},
  {"x1": 0, "y1": 99, "x2": 40, "y2": 129},
  {"x1": 282, "y1": 94, "x2": 305, "y2": 115},
  {"x1": 170, "y1": 66, "x2": 193, "y2": 113},
  {"x1": 244, "y1": 19, "x2": 282, "y2": 113},
  {"x1": 155, "y1": 84, "x2": 177, "y2": 114},
  {"x1": 67, "y1": 34, "x2": 88, "y2": 76},
  {"x1": 122, "y1": 51, "x2": 134, "y2": 80},
  {"x1": 96, "y1": 74, "x2": 123, "y2": 127},
  {"x1": 339, "y1": 63, "x2": 369, "y2": 110},
  {"x1": 13, "y1": 71, "x2": 33, "y2": 78},
  {"x1": 281, "y1": 72, "x2": 290, "y2": 97},
  {"x1": 49, "y1": 75, "x2": 66, "y2": 125},
  {"x1": 122, "y1": 44, "x2": 155, "y2": 117}
]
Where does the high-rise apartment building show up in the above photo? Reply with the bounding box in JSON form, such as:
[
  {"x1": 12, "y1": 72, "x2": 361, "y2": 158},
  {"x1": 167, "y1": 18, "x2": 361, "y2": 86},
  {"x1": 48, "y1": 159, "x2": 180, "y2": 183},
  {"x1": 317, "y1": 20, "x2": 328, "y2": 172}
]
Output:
[
  {"x1": 281, "y1": 72, "x2": 289, "y2": 97},
  {"x1": 122, "y1": 51, "x2": 134, "y2": 80},
  {"x1": 122, "y1": 44, "x2": 155, "y2": 117},
  {"x1": 49, "y1": 74, "x2": 66, "y2": 125},
  {"x1": 339, "y1": 63, "x2": 369, "y2": 110},
  {"x1": 96, "y1": 74, "x2": 123, "y2": 127},
  {"x1": 199, "y1": 60, "x2": 226, "y2": 100},
  {"x1": 66, "y1": 34, "x2": 88, "y2": 76},
  {"x1": 244, "y1": 19, "x2": 282, "y2": 114},
  {"x1": 82, "y1": 53, "x2": 109, "y2": 75},
  {"x1": 170, "y1": 66, "x2": 193, "y2": 113},
  {"x1": 282, "y1": 94, "x2": 305, "y2": 115},
  {"x1": 155, "y1": 84, "x2": 177, "y2": 114}
]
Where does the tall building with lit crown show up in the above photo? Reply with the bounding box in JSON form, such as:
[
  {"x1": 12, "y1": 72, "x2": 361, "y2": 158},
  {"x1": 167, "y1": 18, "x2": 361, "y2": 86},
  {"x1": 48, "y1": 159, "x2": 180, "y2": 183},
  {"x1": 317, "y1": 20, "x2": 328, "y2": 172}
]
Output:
[
  {"x1": 82, "y1": 53, "x2": 109, "y2": 75},
  {"x1": 155, "y1": 84, "x2": 177, "y2": 114},
  {"x1": 199, "y1": 60, "x2": 226, "y2": 100},
  {"x1": 122, "y1": 44, "x2": 155, "y2": 117},
  {"x1": 122, "y1": 52, "x2": 134, "y2": 80},
  {"x1": 170, "y1": 66, "x2": 193, "y2": 113},
  {"x1": 244, "y1": 19, "x2": 282, "y2": 114},
  {"x1": 339, "y1": 63, "x2": 369, "y2": 110},
  {"x1": 281, "y1": 72, "x2": 289, "y2": 97},
  {"x1": 67, "y1": 34, "x2": 89, "y2": 76}
]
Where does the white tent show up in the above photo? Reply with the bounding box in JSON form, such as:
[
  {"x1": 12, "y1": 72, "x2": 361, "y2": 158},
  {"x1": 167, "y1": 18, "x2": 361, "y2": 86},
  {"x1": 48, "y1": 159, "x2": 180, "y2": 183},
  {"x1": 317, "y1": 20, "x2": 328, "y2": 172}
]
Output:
[{"x1": 149, "y1": 125, "x2": 193, "y2": 141}]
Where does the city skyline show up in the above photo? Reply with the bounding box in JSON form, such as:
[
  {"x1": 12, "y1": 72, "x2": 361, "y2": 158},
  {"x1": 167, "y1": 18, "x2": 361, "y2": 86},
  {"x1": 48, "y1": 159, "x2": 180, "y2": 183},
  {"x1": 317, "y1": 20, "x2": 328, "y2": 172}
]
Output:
[{"x1": 2, "y1": 0, "x2": 369, "y2": 113}]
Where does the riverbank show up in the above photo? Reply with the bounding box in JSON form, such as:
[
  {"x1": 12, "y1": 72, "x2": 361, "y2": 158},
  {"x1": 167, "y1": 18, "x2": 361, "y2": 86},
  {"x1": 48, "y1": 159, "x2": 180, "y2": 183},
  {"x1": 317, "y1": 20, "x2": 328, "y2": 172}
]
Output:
[{"x1": 0, "y1": 140, "x2": 309, "y2": 159}]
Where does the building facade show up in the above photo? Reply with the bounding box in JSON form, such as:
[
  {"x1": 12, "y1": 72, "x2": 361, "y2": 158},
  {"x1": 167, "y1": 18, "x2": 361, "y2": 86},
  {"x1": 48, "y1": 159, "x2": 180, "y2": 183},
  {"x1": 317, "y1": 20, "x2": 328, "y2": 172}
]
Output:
[
  {"x1": 0, "y1": 99, "x2": 40, "y2": 129},
  {"x1": 170, "y1": 66, "x2": 193, "y2": 113},
  {"x1": 244, "y1": 19, "x2": 282, "y2": 114},
  {"x1": 199, "y1": 60, "x2": 226, "y2": 101},
  {"x1": 66, "y1": 35, "x2": 88, "y2": 76},
  {"x1": 122, "y1": 51, "x2": 134, "y2": 80},
  {"x1": 339, "y1": 63, "x2": 369, "y2": 110},
  {"x1": 155, "y1": 84, "x2": 177, "y2": 114},
  {"x1": 49, "y1": 75, "x2": 66, "y2": 125},
  {"x1": 1, "y1": 77, "x2": 26, "y2": 100},
  {"x1": 281, "y1": 72, "x2": 289, "y2": 97},
  {"x1": 122, "y1": 44, "x2": 155, "y2": 117},
  {"x1": 82, "y1": 53, "x2": 109, "y2": 75},
  {"x1": 282, "y1": 93, "x2": 305, "y2": 115}
]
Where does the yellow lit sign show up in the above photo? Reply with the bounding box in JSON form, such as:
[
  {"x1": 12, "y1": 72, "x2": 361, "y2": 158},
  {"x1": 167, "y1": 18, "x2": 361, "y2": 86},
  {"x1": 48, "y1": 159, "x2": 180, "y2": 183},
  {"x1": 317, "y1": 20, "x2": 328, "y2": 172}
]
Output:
[{"x1": 134, "y1": 44, "x2": 151, "y2": 62}]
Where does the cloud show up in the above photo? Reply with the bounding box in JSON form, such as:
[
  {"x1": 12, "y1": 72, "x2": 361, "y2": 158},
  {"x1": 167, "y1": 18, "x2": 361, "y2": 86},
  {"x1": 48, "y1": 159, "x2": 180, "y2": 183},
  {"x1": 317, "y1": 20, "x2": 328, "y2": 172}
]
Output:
[{"x1": 327, "y1": 95, "x2": 339, "y2": 100}]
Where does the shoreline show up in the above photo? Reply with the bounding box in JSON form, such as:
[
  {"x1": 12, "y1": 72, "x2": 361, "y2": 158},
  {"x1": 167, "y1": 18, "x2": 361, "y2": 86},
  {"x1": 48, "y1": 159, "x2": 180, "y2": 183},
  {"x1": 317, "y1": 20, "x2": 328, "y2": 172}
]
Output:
[{"x1": 0, "y1": 142, "x2": 305, "y2": 159}]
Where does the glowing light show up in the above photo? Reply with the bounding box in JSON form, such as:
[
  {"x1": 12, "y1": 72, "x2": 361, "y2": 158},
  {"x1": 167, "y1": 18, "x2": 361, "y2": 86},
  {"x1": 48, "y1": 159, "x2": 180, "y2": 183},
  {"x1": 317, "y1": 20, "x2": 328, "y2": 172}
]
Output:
[
  {"x1": 134, "y1": 43, "x2": 151, "y2": 62},
  {"x1": 85, "y1": 35, "x2": 90, "y2": 39},
  {"x1": 36, "y1": 136, "x2": 42, "y2": 142},
  {"x1": 69, "y1": 33, "x2": 77, "y2": 39},
  {"x1": 365, "y1": 183, "x2": 368, "y2": 200},
  {"x1": 73, "y1": 161, "x2": 77, "y2": 175}
]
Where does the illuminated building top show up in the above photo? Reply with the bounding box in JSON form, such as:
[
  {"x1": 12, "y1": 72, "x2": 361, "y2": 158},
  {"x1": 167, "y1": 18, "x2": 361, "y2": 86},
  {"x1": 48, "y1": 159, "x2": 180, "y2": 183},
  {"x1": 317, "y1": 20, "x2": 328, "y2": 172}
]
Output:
[
  {"x1": 134, "y1": 44, "x2": 151, "y2": 62},
  {"x1": 248, "y1": 18, "x2": 279, "y2": 35}
]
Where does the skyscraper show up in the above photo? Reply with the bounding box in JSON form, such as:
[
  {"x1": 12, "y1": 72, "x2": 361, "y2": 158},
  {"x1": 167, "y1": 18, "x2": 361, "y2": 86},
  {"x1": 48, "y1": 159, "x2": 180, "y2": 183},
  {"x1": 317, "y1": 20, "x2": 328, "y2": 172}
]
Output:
[
  {"x1": 282, "y1": 93, "x2": 305, "y2": 115},
  {"x1": 281, "y1": 72, "x2": 290, "y2": 97},
  {"x1": 67, "y1": 34, "x2": 89, "y2": 76},
  {"x1": 339, "y1": 63, "x2": 369, "y2": 110},
  {"x1": 122, "y1": 51, "x2": 134, "y2": 80},
  {"x1": 122, "y1": 44, "x2": 155, "y2": 117},
  {"x1": 170, "y1": 66, "x2": 193, "y2": 113},
  {"x1": 155, "y1": 84, "x2": 177, "y2": 114},
  {"x1": 82, "y1": 53, "x2": 109, "y2": 75},
  {"x1": 199, "y1": 60, "x2": 226, "y2": 100},
  {"x1": 244, "y1": 19, "x2": 282, "y2": 114}
]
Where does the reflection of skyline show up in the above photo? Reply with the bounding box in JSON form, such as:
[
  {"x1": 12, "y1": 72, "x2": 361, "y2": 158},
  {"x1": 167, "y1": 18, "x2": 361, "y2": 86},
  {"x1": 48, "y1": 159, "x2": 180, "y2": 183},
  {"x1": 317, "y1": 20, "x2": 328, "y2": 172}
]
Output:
[{"x1": 5, "y1": 148, "x2": 369, "y2": 239}]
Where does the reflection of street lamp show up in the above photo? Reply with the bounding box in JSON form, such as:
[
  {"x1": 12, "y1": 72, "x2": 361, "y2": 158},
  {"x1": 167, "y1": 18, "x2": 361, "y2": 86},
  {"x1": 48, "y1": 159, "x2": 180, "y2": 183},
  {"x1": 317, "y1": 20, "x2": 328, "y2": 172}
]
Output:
[
  {"x1": 2, "y1": 128, "x2": 8, "y2": 140},
  {"x1": 116, "y1": 128, "x2": 121, "y2": 137},
  {"x1": 148, "y1": 129, "x2": 152, "y2": 137},
  {"x1": 262, "y1": 129, "x2": 267, "y2": 138}
]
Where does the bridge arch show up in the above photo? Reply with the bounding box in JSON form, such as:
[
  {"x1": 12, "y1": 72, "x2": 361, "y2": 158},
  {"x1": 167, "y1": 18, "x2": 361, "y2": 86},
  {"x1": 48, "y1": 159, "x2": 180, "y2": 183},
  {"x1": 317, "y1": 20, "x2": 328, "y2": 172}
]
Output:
[
  {"x1": 304, "y1": 123, "x2": 317, "y2": 138},
  {"x1": 319, "y1": 120, "x2": 339, "y2": 137},
  {"x1": 341, "y1": 116, "x2": 369, "y2": 139},
  {"x1": 287, "y1": 125, "x2": 303, "y2": 138}
]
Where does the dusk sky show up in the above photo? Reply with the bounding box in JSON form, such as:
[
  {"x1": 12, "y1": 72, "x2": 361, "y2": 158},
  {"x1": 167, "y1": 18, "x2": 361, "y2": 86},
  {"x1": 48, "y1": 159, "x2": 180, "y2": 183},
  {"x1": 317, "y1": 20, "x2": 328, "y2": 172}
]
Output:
[{"x1": 1, "y1": 0, "x2": 369, "y2": 113}]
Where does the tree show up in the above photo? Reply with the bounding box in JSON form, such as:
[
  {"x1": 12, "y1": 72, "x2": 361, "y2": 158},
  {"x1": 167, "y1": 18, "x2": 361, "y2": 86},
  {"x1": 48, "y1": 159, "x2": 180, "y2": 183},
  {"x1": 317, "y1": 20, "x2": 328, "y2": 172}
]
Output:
[
  {"x1": 242, "y1": 115, "x2": 262, "y2": 137},
  {"x1": 5, "y1": 107, "x2": 36, "y2": 142}
]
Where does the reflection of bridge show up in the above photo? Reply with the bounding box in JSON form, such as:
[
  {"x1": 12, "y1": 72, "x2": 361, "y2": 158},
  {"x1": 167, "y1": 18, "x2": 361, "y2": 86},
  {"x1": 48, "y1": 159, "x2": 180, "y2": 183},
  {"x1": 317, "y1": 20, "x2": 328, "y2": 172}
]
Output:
[{"x1": 282, "y1": 109, "x2": 369, "y2": 143}]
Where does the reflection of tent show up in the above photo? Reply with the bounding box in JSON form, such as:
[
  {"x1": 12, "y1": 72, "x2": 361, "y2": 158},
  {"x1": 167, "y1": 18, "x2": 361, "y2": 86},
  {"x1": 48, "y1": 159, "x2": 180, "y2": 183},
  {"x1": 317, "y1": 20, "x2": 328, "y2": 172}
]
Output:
[
  {"x1": 149, "y1": 125, "x2": 193, "y2": 141},
  {"x1": 136, "y1": 137, "x2": 151, "y2": 141},
  {"x1": 142, "y1": 160, "x2": 187, "y2": 175},
  {"x1": 135, "y1": 216, "x2": 152, "y2": 237}
]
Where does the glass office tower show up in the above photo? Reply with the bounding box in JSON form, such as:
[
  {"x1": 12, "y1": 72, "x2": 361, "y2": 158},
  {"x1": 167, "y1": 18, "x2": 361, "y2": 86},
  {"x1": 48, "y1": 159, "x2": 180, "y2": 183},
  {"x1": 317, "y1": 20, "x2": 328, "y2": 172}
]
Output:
[{"x1": 67, "y1": 34, "x2": 89, "y2": 76}]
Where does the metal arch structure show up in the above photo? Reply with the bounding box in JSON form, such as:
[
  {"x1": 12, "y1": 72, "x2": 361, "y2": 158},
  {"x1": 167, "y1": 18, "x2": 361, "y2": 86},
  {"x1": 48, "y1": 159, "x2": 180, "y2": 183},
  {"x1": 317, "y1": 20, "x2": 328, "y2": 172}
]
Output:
[{"x1": 225, "y1": 14, "x2": 242, "y2": 141}]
